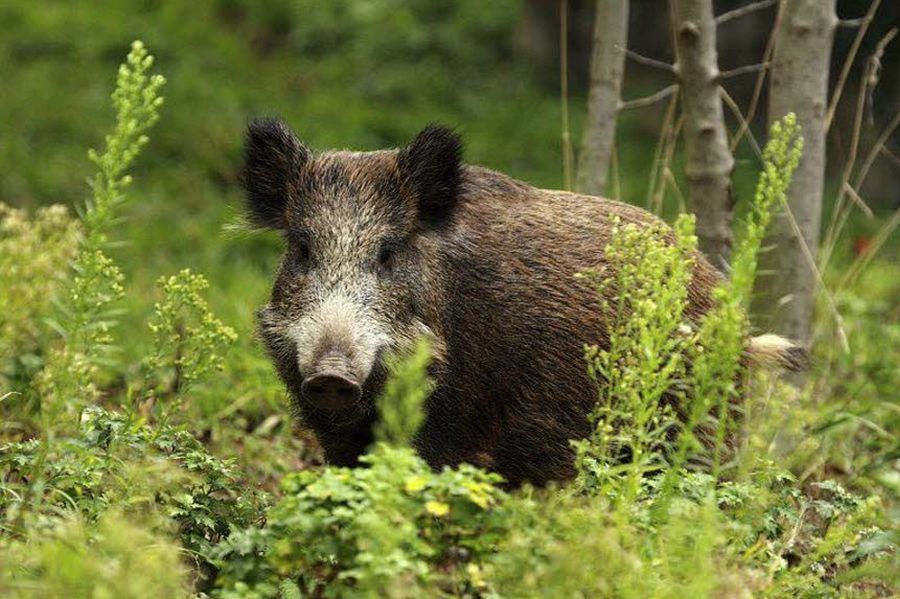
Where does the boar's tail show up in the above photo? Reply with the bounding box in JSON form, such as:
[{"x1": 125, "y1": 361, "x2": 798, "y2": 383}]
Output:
[{"x1": 746, "y1": 334, "x2": 809, "y2": 372}]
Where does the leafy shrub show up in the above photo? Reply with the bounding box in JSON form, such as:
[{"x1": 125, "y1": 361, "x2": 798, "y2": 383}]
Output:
[
  {"x1": 217, "y1": 450, "x2": 507, "y2": 598},
  {"x1": 487, "y1": 488, "x2": 743, "y2": 598},
  {"x1": 0, "y1": 204, "x2": 79, "y2": 393},
  {"x1": 574, "y1": 213, "x2": 698, "y2": 502},
  {"x1": 0, "y1": 511, "x2": 190, "y2": 598},
  {"x1": 213, "y1": 340, "x2": 509, "y2": 598},
  {"x1": 143, "y1": 269, "x2": 238, "y2": 417},
  {"x1": 1, "y1": 407, "x2": 263, "y2": 563},
  {"x1": 1, "y1": 41, "x2": 253, "y2": 596}
]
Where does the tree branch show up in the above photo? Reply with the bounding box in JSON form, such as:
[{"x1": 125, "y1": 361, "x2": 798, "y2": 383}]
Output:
[
  {"x1": 838, "y1": 17, "x2": 867, "y2": 28},
  {"x1": 619, "y1": 85, "x2": 679, "y2": 110},
  {"x1": 854, "y1": 108, "x2": 900, "y2": 190},
  {"x1": 715, "y1": 0, "x2": 777, "y2": 25},
  {"x1": 718, "y1": 62, "x2": 770, "y2": 80},
  {"x1": 719, "y1": 88, "x2": 763, "y2": 160},
  {"x1": 841, "y1": 182, "x2": 873, "y2": 218},
  {"x1": 881, "y1": 147, "x2": 900, "y2": 170},
  {"x1": 618, "y1": 45, "x2": 677, "y2": 74}
]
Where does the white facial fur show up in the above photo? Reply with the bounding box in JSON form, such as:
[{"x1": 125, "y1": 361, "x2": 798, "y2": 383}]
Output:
[{"x1": 286, "y1": 291, "x2": 391, "y2": 382}]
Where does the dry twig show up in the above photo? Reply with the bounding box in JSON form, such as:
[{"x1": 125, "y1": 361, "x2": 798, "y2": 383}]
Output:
[
  {"x1": 715, "y1": 0, "x2": 777, "y2": 25},
  {"x1": 730, "y1": 0, "x2": 784, "y2": 153},
  {"x1": 718, "y1": 62, "x2": 770, "y2": 80},
  {"x1": 619, "y1": 46, "x2": 677, "y2": 74},
  {"x1": 825, "y1": 0, "x2": 882, "y2": 130},
  {"x1": 619, "y1": 85, "x2": 679, "y2": 111}
]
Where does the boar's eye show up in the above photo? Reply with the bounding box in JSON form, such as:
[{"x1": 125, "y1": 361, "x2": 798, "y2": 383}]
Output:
[
  {"x1": 286, "y1": 234, "x2": 311, "y2": 273},
  {"x1": 377, "y1": 243, "x2": 396, "y2": 274},
  {"x1": 297, "y1": 238, "x2": 310, "y2": 262}
]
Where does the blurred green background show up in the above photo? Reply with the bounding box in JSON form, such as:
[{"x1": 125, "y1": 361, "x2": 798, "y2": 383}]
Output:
[{"x1": 1, "y1": 0, "x2": 897, "y2": 427}]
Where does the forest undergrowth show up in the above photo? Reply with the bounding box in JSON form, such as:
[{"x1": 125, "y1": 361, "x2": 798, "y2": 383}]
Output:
[{"x1": 1, "y1": 42, "x2": 896, "y2": 599}]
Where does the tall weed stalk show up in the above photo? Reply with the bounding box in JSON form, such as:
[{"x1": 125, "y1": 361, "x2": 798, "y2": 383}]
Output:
[
  {"x1": 5, "y1": 40, "x2": 165, "y2": 537},
  {"x1": 36, "y1": 41, "x2": 165, "y2": 426}
]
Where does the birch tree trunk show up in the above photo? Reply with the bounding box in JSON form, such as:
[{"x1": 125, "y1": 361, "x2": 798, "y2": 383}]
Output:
[
  {"x1": 577, "y1": 0, "x2": 629, "y2": 196},
  {"x1": 763, "y1": 0, "x2": 837, "y2": 345},
  {"x1": 670, "y1": 0, "x2": 735, "y2": 270}
]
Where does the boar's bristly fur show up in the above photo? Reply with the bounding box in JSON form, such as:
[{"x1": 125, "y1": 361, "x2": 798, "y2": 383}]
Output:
[{"x1": 246, "y1": 119, "x2": 798, "y2": 487}]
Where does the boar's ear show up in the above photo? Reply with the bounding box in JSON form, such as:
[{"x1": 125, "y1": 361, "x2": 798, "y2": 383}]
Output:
[
  {"x1": 397, "y1": 124, "x2": 463, "y2": 225},
  {"x1": 243, "y1": 118, "x2": 310, "y2": 229}
]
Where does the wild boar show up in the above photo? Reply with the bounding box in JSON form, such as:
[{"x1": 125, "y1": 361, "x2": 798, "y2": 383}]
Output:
[{"x1": 246, "y1": 119, "x2": 803, "y2": 486}]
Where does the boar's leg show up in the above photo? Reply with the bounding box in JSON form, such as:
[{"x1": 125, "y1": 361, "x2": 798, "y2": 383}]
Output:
[{"x1": 304, "y1": 409, "x2": 376, "y2": 467}]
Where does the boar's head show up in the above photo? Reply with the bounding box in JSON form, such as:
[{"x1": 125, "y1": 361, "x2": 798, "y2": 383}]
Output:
[{"x1": 245, "y1": 118, "x2": 457, "y2": 416}]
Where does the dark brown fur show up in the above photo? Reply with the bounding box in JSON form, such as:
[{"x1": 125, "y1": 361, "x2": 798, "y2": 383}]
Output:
[
  {"x1": 246, "y1": 121, "x2": 723, "y2": 487},
  {"x1": 410, "y1": 169, "x2": 722, "y2": 485}
]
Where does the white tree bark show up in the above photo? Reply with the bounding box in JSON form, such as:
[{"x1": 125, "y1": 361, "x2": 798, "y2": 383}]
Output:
[
  {"x1": 763, "y1": 0, "x2": 837, "y2": 345},
  {"x1": 670, "y1": 0, "x2": 735, "y2": 270},
  {"x1": 577, "y1": 0, "x2": 629, "y2": 196}
]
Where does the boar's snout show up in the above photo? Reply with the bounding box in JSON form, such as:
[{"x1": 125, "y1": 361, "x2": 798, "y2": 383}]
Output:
[{"x1": 300, "y1": 353, "x2": 362, "y2": 410}]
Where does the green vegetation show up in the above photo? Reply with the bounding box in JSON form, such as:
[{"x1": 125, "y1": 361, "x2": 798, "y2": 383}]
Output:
[{"x1": 1, "y1": 5, "x2": 897, "y2": 596}]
